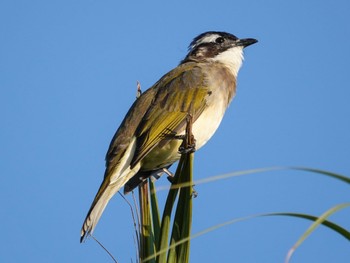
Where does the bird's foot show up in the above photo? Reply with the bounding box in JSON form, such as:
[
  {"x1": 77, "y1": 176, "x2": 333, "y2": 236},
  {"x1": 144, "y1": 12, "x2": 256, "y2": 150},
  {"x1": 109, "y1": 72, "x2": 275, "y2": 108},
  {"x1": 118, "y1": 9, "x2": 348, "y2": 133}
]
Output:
[{"x1": 178, "y1": 136, "x2": 196, "y2": 154}]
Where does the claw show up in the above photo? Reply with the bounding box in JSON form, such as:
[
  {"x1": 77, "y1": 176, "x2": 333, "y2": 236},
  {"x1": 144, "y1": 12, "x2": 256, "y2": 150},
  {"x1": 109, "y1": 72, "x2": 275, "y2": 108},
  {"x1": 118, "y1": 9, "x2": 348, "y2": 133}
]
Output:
[{"x1": 178, "y1": 141, "x2": 196, "y2": 154}]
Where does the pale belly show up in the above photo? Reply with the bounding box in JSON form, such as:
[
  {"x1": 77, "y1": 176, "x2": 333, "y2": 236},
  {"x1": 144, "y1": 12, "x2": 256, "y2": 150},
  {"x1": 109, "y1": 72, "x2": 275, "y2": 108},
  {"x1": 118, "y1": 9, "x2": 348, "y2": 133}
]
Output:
[
  {"x1": 140, "y1": 100, "x2": 226, "y2": 171},
  {"x1": 190, "y1": 99, "x2": 226, "y2": 148}
]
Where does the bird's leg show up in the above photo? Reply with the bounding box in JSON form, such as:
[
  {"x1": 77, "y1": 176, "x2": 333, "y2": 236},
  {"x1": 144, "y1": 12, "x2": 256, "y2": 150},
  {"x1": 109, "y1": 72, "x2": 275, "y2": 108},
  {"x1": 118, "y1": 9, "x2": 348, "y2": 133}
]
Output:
[
  {"x1": 164, "y1": 167, "x2": 197, "y2": 196},
  {"x1": 178, "y1": 114, "x2": 196, "y2": 154},
  {"x1": 150, "y1": 172, "x2": 161, "y2": 182},
  {"x1": 177, "y1": 114, "x2": 198, "y2": 197},
  {"x1": 163, "y1": 168, "x2": 175, "y2": 183}
]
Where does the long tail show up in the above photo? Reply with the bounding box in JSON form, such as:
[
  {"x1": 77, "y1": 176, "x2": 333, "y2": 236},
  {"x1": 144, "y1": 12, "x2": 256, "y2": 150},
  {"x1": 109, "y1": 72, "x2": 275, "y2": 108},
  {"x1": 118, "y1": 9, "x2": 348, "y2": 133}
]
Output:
[
  {"x1": 80, "y1": 164, "x2": 141, "y2": 242},
  {"x1": 80, "y1": 179, "x2": 115, "y2": 242},
  {"x1": 81, "y1": 137, "x2": 142, "y2": 242}
]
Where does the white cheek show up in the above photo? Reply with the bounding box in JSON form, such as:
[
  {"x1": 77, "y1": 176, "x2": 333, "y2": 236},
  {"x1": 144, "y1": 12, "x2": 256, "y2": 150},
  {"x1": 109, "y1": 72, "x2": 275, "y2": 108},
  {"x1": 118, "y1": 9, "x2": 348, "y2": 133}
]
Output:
[{"x1": 211, "y1": 47, "x2": 244, "y2": 76}]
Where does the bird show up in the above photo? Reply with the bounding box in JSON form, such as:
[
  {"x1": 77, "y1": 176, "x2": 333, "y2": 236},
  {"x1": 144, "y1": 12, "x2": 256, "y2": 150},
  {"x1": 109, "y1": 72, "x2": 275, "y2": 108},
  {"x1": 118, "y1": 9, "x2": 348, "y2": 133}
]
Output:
[{"x1": 80, "y1": 31, "x2": 257, "y2": 242}]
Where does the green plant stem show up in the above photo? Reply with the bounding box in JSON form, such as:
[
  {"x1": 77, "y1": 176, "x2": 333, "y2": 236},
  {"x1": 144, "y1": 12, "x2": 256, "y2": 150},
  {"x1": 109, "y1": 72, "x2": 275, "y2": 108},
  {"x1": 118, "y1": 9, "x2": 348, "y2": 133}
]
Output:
[
  {"x1": 149, "y1": 178, "x2": 161, "y2": 247},
  {"x1": 139, "y1": 181, "x2": 156, "y2": 263},
  {"x1": 156, "y1": 158, "x2": 184, "y2": 263},
  {"x1": 167, "y1": 152, "x2": 193, "y2": 263}
]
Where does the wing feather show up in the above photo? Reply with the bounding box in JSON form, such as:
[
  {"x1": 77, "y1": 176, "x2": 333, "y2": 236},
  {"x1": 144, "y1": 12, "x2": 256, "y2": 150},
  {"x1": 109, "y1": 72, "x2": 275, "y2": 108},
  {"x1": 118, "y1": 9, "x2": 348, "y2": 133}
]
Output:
[
  {"x1": 104, "y1": 62, "x2": 210, "y2": 173},
  {"x1": 130, "y1": 64, "x2": 210, "y2": 167}
]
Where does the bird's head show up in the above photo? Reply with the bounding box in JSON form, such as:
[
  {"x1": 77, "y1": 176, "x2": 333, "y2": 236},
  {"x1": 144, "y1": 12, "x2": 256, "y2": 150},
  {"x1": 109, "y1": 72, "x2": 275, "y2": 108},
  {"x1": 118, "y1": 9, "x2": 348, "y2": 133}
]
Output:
[{"x1": 182, "y1": 31, "x2": 257, "y2": 76}]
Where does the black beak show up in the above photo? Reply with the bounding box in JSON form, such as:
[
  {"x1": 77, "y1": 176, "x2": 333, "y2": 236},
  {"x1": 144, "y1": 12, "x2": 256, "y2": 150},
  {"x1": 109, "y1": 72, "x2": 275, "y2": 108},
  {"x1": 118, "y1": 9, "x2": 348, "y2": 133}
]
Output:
[{"x1": 237, "y1": 38, "x2": 258, "y2": 48}]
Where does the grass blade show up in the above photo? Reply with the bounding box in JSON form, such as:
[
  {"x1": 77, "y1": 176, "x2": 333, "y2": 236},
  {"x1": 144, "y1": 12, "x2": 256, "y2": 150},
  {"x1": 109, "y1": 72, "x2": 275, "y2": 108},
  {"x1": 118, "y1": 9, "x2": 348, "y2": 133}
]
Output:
[
  {"x1": 167, "y1": 152, "x2": 193, "y2": 263},
  {"x1": 280, "y1": 203, "x2": 350, "y2": 263},
  {"x1": 290, "y1": 167, "x2": 350, "y2": 184},
  {"x1": 154, "y1": 166, "x2": 350, "y2": 192},
  {"x1": 149, "y1": 178, "x2": 161, "y2": 247},
  {"x1": 139, "y1": 181, "x2": 156, "y2": 263},
  {"x1": 155, "y1": 157, "x2": 184, "y2": 263},
  {"x1": 267, "y1": 211, "x2": 350, "y2": 242}
]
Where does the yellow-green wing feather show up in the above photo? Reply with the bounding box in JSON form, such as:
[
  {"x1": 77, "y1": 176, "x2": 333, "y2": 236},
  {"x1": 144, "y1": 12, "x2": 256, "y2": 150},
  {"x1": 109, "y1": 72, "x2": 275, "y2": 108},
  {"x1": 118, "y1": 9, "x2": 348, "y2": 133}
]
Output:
[
  {"x1": 131, "y1": 63, "x2": 210, "y2": 167},
  {"x1": 104, "y1": 87, "x2": 157, "y2": 176}
]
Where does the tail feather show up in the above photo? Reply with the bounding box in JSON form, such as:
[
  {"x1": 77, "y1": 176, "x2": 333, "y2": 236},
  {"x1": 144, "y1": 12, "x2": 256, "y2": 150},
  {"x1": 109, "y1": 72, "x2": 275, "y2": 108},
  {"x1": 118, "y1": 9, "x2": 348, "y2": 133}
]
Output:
[
  {"x1": 80, "y1": 165, "x2": 140, "y2": 243},
  {"x1": 80, "y1": 137, "x2": 140, "y2": 242},
  {"x1": 80, "y1": 182, "x2": 118, "y2": 242}
]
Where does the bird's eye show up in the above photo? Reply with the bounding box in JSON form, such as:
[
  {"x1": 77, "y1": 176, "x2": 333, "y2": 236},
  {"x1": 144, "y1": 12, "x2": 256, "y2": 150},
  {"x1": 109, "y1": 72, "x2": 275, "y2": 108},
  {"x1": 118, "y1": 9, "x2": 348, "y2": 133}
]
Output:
[{"x1": 215, "y1": 37, "x2": 225, "y2": 44}]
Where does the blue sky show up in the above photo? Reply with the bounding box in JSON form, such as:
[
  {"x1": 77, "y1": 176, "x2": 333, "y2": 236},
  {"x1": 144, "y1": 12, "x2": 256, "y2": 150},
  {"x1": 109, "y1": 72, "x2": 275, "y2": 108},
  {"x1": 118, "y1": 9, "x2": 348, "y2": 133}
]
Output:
[{"x1": 1, "y1": 0, "x2": 350, "y2": 262}]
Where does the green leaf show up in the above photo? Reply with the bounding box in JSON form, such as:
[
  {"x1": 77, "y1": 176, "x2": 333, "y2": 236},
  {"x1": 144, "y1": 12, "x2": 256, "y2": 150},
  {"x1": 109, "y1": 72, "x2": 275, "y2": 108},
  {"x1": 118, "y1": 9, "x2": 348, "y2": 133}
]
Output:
[
  {"x1": 147, "y1": 209, "x2": 350, "y2": 263},
  {"x1": 267, "y1": 211, "x2": 350, "y2": 242},
  {"x1": 149, "y1": 178, "x2": 161, "y2": 247},
  {"x1": 155, "y1": 166, "x2": 350, "y2": 192},
  {"x1": 275, "y1": 203, "x2": 350, "y2": 263},
  {"x1": 167, "y1": 152, "x2": 193, "y2": 263},
  {"x1": 289, "y1": 167, "x2": 350, "y2": 184},
  {"x1": 155, "y1": 155, "x2": 185, "y2": 263},
  {"x1": 139, "y1": 182, "x2": 156, "y2": 263}
]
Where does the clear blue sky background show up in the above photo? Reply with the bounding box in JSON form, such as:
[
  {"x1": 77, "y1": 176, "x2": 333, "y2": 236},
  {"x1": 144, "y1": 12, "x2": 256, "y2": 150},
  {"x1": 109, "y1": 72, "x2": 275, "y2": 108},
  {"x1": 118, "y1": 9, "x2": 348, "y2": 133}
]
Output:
[{"x1": 1, "y1": 1, "x2": 350, "y2": 262}]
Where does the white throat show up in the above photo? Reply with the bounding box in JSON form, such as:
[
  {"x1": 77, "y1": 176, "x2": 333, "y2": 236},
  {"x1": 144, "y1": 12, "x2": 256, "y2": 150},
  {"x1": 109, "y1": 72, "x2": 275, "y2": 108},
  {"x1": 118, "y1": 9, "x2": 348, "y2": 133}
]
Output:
[{"x1": 210, "y1": 47, "x2": 244, "y2": 77}]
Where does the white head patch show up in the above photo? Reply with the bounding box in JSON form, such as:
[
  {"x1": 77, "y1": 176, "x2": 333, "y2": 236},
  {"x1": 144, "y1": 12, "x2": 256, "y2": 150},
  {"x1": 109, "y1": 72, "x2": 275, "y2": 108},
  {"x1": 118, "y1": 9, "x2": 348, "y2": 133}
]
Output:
[{"x1": 191, "y1": 34, "x2": 221, "y2": 49}]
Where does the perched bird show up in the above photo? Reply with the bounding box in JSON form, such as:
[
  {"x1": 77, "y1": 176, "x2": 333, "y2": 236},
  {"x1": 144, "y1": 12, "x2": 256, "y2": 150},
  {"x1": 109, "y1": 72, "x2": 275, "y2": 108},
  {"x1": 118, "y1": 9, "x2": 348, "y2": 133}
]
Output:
[{"x1": 80, "y1": 31, "x2": 257, "y2": 242}]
